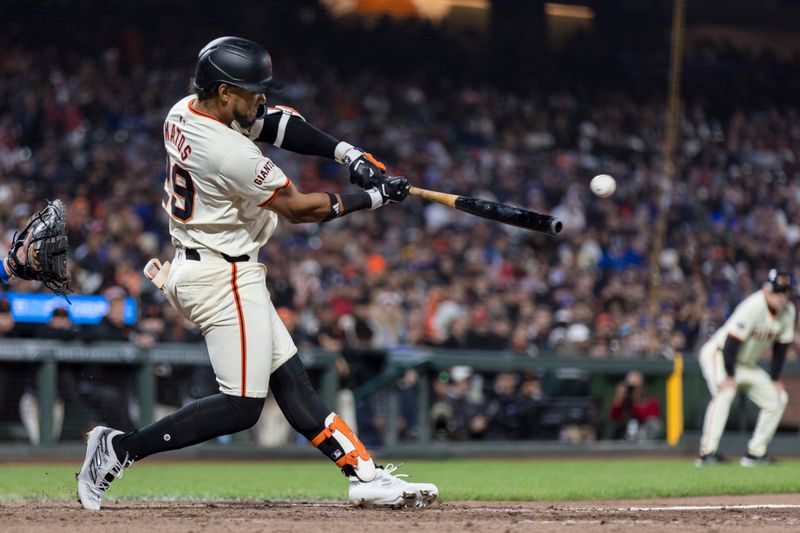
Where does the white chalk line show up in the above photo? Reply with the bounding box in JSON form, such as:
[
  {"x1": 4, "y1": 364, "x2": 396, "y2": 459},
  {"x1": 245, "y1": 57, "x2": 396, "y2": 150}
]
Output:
[
  {"x1": 626, "y1": 504, "x2": 800, "y2": 511},
  {"x1": 470, "y1": 503, "x2": 800, "y2": 513}
]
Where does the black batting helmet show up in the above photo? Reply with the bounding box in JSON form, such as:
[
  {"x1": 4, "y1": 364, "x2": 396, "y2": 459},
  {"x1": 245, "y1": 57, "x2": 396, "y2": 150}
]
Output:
[
  {"x1": 193, "y1": 36, "x2": 281, "y2": 94},
  {"x1": 766, "y1": 267, "x2": 793, "y2": 294}
]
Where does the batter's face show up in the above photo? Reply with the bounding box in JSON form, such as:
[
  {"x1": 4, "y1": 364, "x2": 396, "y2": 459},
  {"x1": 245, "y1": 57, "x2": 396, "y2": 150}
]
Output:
[{"x1": 225, "y1": 86, "x2": 266, "y2": 128}]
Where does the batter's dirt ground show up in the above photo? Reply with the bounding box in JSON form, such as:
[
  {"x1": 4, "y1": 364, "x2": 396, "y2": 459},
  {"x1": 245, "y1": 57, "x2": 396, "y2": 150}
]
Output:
[{"x1": 2, "y1": 495, "x2": 799, "y2": 533}]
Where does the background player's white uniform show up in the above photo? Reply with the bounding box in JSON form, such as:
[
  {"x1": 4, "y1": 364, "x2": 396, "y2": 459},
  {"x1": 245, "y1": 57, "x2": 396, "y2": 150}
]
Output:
[
  {"x1": 161, "y1": 95, "x2": 296, "y2": 397},
  {"x1": 698, "y1": 289, "x2": 794, "y2": 458}
]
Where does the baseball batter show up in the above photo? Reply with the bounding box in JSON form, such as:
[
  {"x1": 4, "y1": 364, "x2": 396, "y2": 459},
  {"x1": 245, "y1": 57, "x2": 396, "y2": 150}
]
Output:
[
  {"x1": 77, "y1": 36, "x2": 437, "y2": 510},
  {"x1": 696, "y1": 268, "x2": 794, "y2": 466}
]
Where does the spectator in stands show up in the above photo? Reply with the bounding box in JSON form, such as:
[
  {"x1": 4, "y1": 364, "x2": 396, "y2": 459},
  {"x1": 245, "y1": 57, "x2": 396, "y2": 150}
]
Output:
[
  {"x1": 0, "y1": 299, "x2": 24, "y2": 441},
  {"x1": 430, "y1": 365, "x2": 487, "y2": 441},
  {"x1": 137, "y1": 297, "x2": 166, "y2": 347},
  {"x1": 484, "y1": 372, "x2": 525, "y2": 439},
  {"x1": 43, "y1": 306, "x2": 81, "y2": 341},
  {"x1": 276, "y1": 306, "x2": 314, "y2": 350},
  {"x1": 516, "y1": 371, "x2": 547, "y2": 439},
  {"x1": 395, "y1": 367, "x2": 421, "y2": 441},
  {"x1": 609, "y1": 371, "x2": 663, "y2": 440},
  {"x1": 76, "y1": 286, "x2": 138, "y2": 431},
  {"x1": 465, "y1": 307, "x2": 507, "y2": 350},
  {"x1": 16, "y1": 306, "x2": 75, "y2": 444},
  {"x1": 0, "y1": 298, "x2": 16, "y2": 338},
  {"x1": 441, "y1": 314, "x2": 470, "y2": 349}
]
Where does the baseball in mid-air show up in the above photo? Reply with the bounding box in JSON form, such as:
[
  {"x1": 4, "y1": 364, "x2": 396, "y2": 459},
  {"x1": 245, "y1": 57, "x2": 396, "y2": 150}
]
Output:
[{"x1": 590, "y1": 174, "x2": 616, "y2": 197}]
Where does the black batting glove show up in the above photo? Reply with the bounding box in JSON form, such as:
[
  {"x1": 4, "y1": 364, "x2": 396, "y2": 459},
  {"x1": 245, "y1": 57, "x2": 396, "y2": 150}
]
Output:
[
  {"x1": 374, "y1": 175, "x2": 410, "y2": 204},
  {"x1": 347, "y1": 151, "x2": 387, "y2": 189}
]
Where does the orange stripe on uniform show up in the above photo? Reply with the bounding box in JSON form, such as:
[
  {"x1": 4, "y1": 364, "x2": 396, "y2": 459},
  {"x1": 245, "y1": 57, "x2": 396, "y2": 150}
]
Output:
[
  {"x1": 230, "y1": 263, "x2": 247, "y2": 396},
  {"x1": 188, "y1": 98, "x2": 226, "y2": 125},
  {"x1": 258, "y1": 177, "x2": 291, "y2": 207}
]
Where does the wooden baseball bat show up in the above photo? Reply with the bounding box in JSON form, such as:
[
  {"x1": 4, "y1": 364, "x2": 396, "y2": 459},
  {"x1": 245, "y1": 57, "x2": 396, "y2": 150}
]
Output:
[{"x1": 408, "y1": 186, "x2": 562, "y2": 235}]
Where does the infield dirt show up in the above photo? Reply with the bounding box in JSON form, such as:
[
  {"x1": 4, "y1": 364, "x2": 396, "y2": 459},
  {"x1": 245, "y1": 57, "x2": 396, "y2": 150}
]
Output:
[{"x1": 2, "y1": 494, "x2": 798, "y2": 533}]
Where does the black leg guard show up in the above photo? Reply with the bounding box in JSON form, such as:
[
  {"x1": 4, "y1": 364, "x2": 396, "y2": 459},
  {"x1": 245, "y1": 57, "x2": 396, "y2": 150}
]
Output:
[
  {"x1": 113, "y1": 393, "x2": 264, "y2": 461},
  {"x1": 270, "y1": 354, "x2": 331, "y2": 437},
  {"x1": 270, "y1": 354, "x2": 375, "y2": 481}
]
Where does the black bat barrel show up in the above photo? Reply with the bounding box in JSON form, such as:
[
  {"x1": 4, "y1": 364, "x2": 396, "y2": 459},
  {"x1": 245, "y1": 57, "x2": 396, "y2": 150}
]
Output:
[{"x1": 455, "y1": 197, "x2": 562, "y2": 235}]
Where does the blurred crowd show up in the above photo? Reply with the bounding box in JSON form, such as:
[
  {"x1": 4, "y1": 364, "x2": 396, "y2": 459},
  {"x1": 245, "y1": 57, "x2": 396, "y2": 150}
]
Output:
[{"x1": 2, "y1": 7, "x2": 800, "y2": 442}]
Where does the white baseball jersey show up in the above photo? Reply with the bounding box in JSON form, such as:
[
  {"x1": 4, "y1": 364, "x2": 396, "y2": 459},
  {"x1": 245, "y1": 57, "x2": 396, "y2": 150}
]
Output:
[
  {"x1": 162, "y1": 95, "x2": 290, "y2": 258},
  {"x1": 698, "y1": 289, "x2": 793, "y2": 457},
  {"x1": 709, "y1": 289, "x2": 796, "y2": 366}
]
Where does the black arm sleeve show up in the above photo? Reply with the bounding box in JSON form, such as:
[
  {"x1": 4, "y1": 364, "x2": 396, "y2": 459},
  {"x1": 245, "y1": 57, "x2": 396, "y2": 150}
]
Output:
[
  {"x1": 721, "y1": 335, "x2": 741, "y2": 377},
  {"x1": 257, "y1": 113, "x2": 339, "y2": 158},
  {"x1": 771, "y1": 343, "x2": 789, "y2": 380}
]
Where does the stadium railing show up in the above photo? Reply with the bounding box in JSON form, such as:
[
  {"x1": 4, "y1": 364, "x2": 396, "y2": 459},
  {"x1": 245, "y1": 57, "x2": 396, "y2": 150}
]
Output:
[{"x1": 0, "y1": 340, "x2": 798, "y2": 452}]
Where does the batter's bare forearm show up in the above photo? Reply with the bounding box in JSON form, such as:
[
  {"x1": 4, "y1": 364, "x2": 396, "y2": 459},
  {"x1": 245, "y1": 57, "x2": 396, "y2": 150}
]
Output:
[
  {"x1": 268, "y1": 182, "x2": 385, "y2": 224},
  {"x1": 284, "y1": 190, "x2": 378, "y2": 223},
  {"x1": 277, "y1": 191, "x2": 337, "y2": 223}
]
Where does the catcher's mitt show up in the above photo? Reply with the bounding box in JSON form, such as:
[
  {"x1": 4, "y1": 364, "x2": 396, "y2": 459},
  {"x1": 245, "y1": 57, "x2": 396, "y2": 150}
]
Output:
[{"x1": 7, "y1": 199, "x2": 71, "y2": 295}]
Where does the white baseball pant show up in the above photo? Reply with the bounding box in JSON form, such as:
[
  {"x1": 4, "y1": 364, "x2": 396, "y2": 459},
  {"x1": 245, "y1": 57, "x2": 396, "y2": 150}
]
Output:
[
  {"x1": 698, "y1": 340, "x2": 788, "y2": 457},
  {"x1": 165, "y1": 247, "x2": 297, "y2": 398}
]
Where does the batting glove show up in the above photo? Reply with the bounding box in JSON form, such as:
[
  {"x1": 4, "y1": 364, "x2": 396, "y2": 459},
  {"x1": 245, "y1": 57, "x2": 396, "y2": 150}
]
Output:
[
  {"x1": 345, "y1": 150, "x2": 387, "y2": 190},
  {"x1": 368, "y1": 175, "x2": 410, "y2": 206}
]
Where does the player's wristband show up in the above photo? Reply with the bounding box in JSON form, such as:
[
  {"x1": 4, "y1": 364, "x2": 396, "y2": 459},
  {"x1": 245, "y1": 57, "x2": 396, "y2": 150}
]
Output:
[
  {"x1": 0, "y1": 258, "x2": 12, "y2": 284},
  {"x1": 322, "y1": 190, "x2": 382, "y2": 222},
  {"x1": 334, "y1": 142, "x2": 361, "y2": 165},
  {"x1": 364, "y1": 188, "x2": 383, "y2": 209},
  {"x1": 323, "y1": 193, "x2": 341, "y2": 222}
]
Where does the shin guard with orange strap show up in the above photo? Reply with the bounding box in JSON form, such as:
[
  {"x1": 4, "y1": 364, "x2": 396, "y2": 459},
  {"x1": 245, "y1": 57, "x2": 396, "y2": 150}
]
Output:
[{"x1": 310, "y1": 413, "x2": 376, "y2": 482}]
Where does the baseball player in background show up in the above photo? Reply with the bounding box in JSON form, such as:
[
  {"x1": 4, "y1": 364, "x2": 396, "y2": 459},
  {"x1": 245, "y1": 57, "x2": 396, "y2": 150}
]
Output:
[
  {"x1": 695, "y1": 267, "x2": 794, "y2": 466},
  {"x1": 77, "y1": 36, "x2": 438, "y2": 510}
]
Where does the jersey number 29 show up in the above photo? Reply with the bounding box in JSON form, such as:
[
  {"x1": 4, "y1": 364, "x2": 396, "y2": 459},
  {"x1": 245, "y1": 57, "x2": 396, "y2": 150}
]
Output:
[{"x1": 163, "y1": 160, "x2": 195, "y2": 221}]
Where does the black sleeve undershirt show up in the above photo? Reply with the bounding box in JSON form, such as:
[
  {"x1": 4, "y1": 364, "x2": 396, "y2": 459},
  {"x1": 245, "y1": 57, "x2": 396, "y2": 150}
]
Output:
[
  {"x1": 721, "y1": 335, "x2": 741, "y2": 377},
  {"x1": 771, "y1": 343, "x2": 789, "y2": 381},
  {"x1": 257, "y1": 113, "x2": 339, "y2": 158}
]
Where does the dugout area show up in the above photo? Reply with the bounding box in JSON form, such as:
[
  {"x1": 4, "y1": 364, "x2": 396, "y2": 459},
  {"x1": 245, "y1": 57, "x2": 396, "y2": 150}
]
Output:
[{"x1": 1, "y1": 339, "x2": 800, "y2": 458}]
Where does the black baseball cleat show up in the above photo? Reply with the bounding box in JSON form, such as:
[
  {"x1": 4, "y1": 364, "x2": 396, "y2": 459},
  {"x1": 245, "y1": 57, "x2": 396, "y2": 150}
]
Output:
[
  {"x1": 740, "y1": 453, "x2": 776, "y2": 467},
  {"x1": 694, "y1": 452, "x2": 727, "y2": 467}
]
